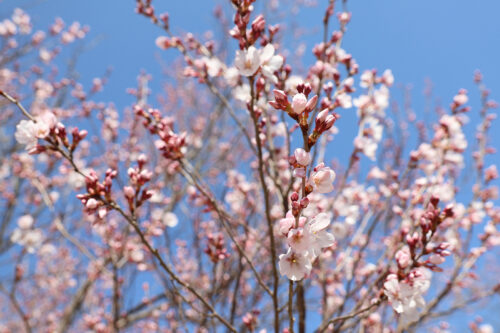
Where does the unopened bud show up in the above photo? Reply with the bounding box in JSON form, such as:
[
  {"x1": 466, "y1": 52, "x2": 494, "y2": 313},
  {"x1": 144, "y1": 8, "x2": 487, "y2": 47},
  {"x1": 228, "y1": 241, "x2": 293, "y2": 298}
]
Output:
[
  {"x1": 291, "y1": 93, "x2": 307, "y2": 115},
  {"x1": 300, "y1": 197, "x2": 309, "y2": 208},
  {"x1": 124, "y1": 186, "x2": 135, "y2": 199}
]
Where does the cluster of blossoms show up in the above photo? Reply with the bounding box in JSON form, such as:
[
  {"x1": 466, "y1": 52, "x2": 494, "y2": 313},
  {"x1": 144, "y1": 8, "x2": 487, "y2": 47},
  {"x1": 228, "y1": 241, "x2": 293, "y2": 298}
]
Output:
[
  {"x1": 278, "y1": 148, "x2": 336, "y2": 280},
  {"x1": 353, "y1": 69, "x2": 393, "y2": 160},
  {"x1": 383, "y1": 268, "x2": 431, "y2": 323},
  {"x1": 278, "y1": 211, "x2": 335, "y2": 280},
  {"x1": 1, "y1": 1, "x2": 500, "y2": 332},
  {"x1": 10, "y1": 215, "x2": 43, "y2": 254},
  {"x1": 0, "y1": 8, "x2": 31, "y2": 36},
  {"x1": 235, "y1": 43, "x2": 283, "y2": 83},
  {"x1": 14, "y1": 112, "x2": 58, "y2": 153},
  {"x1": 135, "y1": 106, "x2": 187, "y2": 161}
]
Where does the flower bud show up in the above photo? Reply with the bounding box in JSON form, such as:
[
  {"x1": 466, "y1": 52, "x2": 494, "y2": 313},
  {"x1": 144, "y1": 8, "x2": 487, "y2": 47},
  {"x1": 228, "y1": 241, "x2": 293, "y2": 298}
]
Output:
[
  {"x1": 300, "y1": 197, "x2": 309, "y2": 208},
  {"x1": 305, "y1": 95, "x2": 318, "y2": 113},
  {"x1": 86, "y1": 198, "x2": 99, "y2": 210},
  {"x1": 273, "y1": 89, "x2": 288, "y2": 104},
  {"x1": 124, "y1": 186, "x2": 135, "y2": 199},
  {"x1": 291, "y1": 93, "x2": 307, "y2": 115},
  {"x1": 294, "y1": 148, "x2": 311, "y2": 166}
]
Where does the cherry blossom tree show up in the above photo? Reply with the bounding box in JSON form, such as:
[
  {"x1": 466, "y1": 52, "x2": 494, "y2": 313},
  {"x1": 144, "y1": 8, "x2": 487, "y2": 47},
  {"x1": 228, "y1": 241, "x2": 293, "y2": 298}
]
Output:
[{"x1": 0, "y1": 1, "x2": 499, "y2": 332}]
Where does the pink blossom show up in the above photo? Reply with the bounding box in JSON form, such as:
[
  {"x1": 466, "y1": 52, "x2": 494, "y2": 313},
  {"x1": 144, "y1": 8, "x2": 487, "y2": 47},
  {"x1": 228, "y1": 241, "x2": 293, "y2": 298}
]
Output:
[
  {"x1": 279, "y1": 212, "x2": 305, "y2": 236},
  {"x1": 14, "y1": 112, "x2": 58, "y2": 151},
  {"x1": 311, "y1": 163, "x2": 336, "y2": 193},
  {"x1": 395, "y1": 246, "x2": 411, "y2": 268},
  {"x1": 360, "y1": 70, "x2": 375, "y2": 88}
]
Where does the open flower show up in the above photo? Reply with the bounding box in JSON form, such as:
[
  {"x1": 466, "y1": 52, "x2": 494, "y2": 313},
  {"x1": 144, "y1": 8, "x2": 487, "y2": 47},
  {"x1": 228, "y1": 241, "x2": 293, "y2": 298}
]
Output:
[
  {"x1": 280, "y1": 212, "x2": 334, "y2": 281},
  {"x1": 384, "y1": 269, "x2": 431, "y2": 324},
  {"x1": 235, "y1": 46, "x2": 261, "y2": 76},
  {"x1": 10, "y1": 215, "x2": 43, "y2": 254},
  {"x1": 14, "y1": 112, "x2": 57, "y2": 151},
  {"x1": 234, "y1": 44, "x2": 283, "y2": 82},
  {"x1": 260, "y1": 44, "x2": 283, "y2": 84},
  {"x1": 202, "y1": 56, "x2": 224, "y2": 77},
  {"x1": 310, "y1": 163, "x2": 336, "y2": 193},
  {"x1": 306, "y1": 212, "x2": 335, "y2": 257},
  {"x1": 15, "y1": 120, "x2": 38, "y2": 150},
  {"x1": 279, "y1": 248, "x2": 312, "y2": 281},
  {"x1": 287, "y1": 228, "x2": 311, "y2": 253},
  {"x1": 162, "y1": 212, "x2": 178, "y2": 227}
]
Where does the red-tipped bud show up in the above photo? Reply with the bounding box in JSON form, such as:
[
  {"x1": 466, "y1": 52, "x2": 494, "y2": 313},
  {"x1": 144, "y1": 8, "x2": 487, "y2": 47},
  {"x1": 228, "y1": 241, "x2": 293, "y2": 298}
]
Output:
[{"x1": 273, "y1": 89, "x2": 288, "y2": 104}]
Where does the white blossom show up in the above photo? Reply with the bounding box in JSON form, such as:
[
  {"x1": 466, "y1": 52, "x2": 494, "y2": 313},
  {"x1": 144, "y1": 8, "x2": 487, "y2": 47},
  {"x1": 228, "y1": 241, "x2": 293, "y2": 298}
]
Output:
[
  {"x1": 278, "y1": 248, "x2": 312, "y2": 281},
  {"x1": 235, "y1": 46, "x2": 261, "y2": 76},
  {"x1": 311, "y1": 164, "x2": 336, "y2": 194},
  {"x1": 162, "y1": 212, "x2": 178, "y2": 228},
  {"x1": 259, "y1": 44, "x2": 283, "y2": 84}
]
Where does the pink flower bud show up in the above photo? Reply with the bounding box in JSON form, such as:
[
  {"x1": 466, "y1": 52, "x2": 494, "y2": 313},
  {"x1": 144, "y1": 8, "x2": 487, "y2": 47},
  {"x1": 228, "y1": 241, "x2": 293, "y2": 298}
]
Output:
[
  {"x1": 316, "y1": 109, "x2": 329, "y2": 123},
  {"x1": 138, "y1": 154, "x2": 148, "y2": 164},
  {"x1": 273, "y1": 89, "x2": 288, "y2": 104},
  {"x1": 395, "y1": 247, "x2": 411, "y2": 268},
  {"x1": 155, "y1": 36, "x2": 171, "y2": 50},
  {"x1": 485, "y1": 165, "x2": 498, "y2": 182},
  {"x1": 429, "y1": 254, "x2": 445, "y2": 265},
  {"x1": 337, "y1": 12, "x2": 352, "y2": 24},
  {"x1": 324, "y1": 114, "x2": 336, "y2": 131},
  {"x1": 305, "y1": 95, "x2": 318, "y2": 113},
  {"x1": 251, "y1": 14, "x2": 265, "y2": 32},
  {"x1": 291, "y1": 93, "x2": 307, "y2": 114},
  {"x1": 294, "y1": 148, "x2": 311, "y2": 166},
  {"x1": 86, "y1": 198, "x2": 98, "y2": 210},
  {"x1": 331, "y1": 31, "x2": 342, "y2": 43},
  {"x1": 124, "y1": 186, "x2": 135, "y2": 199},
  {"x1": 293, "y1": 168, "x2": 306, "y2": 178},
  {"x1": 453, "y1": 92, "x2": 468, "y2": 106},
  {"x1": 300, "y1": 197, "x2": 309, "y2": 208}
]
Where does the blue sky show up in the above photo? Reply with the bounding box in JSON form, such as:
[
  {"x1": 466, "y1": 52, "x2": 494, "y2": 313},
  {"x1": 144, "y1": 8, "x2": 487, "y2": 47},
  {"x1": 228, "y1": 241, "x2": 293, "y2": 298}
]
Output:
[
  {"x1": 5, "y1": 0, "x2": 500, "y2": 107},
  {"x1": 3, "y1": 0, "x2": 499, "y2": 163},
  {"x1": 2, "y1": 0, "x2": 500, "y2": 330}
]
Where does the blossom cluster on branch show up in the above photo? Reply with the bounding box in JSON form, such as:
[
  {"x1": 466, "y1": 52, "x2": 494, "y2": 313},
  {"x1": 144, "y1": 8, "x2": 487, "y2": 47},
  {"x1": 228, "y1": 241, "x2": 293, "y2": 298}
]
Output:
[{"x1": 0, "y1": 1, "x2": 499, "y2": 332}]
